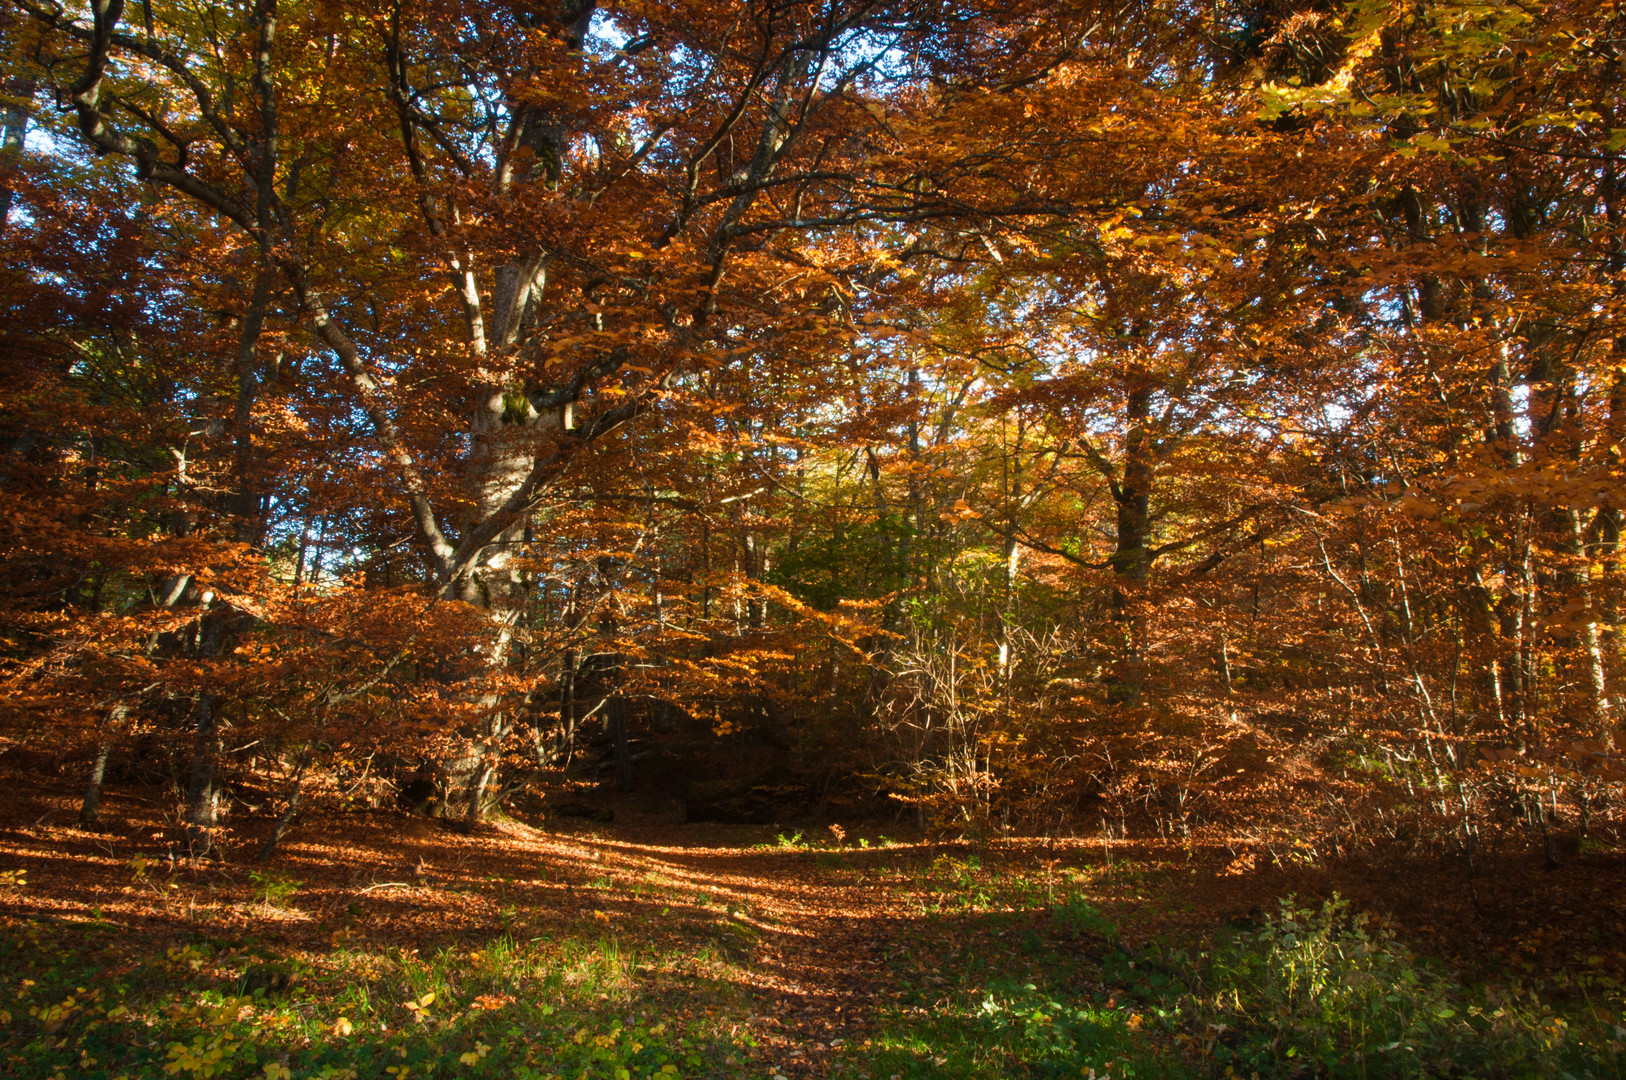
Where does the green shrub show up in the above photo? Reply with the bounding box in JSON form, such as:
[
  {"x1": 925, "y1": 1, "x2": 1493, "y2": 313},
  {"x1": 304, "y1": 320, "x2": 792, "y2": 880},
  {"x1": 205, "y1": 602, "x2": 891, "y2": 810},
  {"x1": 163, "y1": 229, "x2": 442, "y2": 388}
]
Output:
[
  {"x1": 247, "y1": 871, "x2": 301, "y2": 907},
  {"x1": 1185, "y1": 896, "x2": 1624, "y2": 1078}
]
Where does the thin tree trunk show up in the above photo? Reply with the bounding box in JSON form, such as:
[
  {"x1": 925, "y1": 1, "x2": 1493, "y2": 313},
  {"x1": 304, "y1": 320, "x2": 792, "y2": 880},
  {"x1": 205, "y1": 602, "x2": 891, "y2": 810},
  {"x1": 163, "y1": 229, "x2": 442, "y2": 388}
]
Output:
[
  {"x1": 0, "y1": 74, "x2": 34, "y2": 233},
  {"x1": 1500, "y1": 505, "x2": 1533, "y2": 734},
  {"x1": 465, "y1": 750, "x2": 497, "y2": 823},
  {"x1": 184, "y1": 693, "x2": 221, "y2": 856},
  {"x1": 231, "y1": 262, "x2": 275, "y2": 544},
  {"x1": 293, "y1": 509, "x2": 313, "y2": 586},
  {"x1": 310, "y1": 515, "x2": 326, "y2": 585},
  {"x1": 1566, "y1": 508, "x2": 1609, "y2": 721},
  {"x1": 256, "y1": 752, "x2": 311, "y2": 863},
  {"x1": 79, "y1": 704, "x2": 125, "y2": 825},
  {"x1": 610, "y1": 693, "x2": 631, "y2": 791},
  {"x1": 745, "y1": 530, "x2": 764, "y2": 630},
  {"x1": 559, "y1": 646, "x2": 578, "y2": 767},
  {"x1": 1597, "y1": 163, "x2": 1625, "y2": 727}
]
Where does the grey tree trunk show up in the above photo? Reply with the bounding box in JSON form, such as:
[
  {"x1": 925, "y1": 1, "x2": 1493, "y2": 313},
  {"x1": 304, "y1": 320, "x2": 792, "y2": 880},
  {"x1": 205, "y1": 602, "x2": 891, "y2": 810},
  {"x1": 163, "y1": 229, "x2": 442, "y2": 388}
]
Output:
[
  {"x1": 465, "y1": 751, "x2": 497, "y2": 823},
  {"x1": 0, "y1": 75, "x2": 33, "y2": 233},
  {"x1": 184, "y1": 693, "x2": 220, "y2": 856},
  {"x1": 78, "y1": 706, "x2": 124, "y2": 825},
  {"x1": 1484, "y1": 349, "x2": 1530, "y2": 729},
  {"x1": 256, "y1": 754, "x2": 309, "y2": 863}
]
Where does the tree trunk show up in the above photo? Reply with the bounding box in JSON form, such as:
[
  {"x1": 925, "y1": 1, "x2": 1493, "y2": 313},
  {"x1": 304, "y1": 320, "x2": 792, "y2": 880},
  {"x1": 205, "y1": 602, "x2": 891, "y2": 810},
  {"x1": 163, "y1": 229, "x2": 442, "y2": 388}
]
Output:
[
  {"x1": 0, "y1": 74, "x2": 34, "y2": 233},
  {"x1": 256, "y1": 754, "x2": 310, "y2": 863},
  {"x1": 1597, "y1": 164, "x2": 1625, "y2": 729},
  {"x1": 1107, "y1": 386, "x2": 1154, "y2": 706},
  {"x1": 292, "y1": 509, "x2": 313, "y2": 586},
  {"x1": 744, "y1": 530, "x2": 764, "y2": 630},
  {"x1": 231, "y1": 262, "x2": 275, "y2": 544},
  {"x1": 1487, "y1": 346, "x2": 1529, "y2": 728},
  {"x1": 465, "y1": 749, "x2": 498, "y2": 823},
  {"x1": 559, "y1": 646, "x2": 578, "y2": 766},
  {"x1": 78, "y1": 706, "x2": 123, "y2": 825},
  {"x1": 184, "y1": 693, "x2": 220, "y2": 856},
  {"x1": 610, "y1": 694, "x2": 632, "y2": 790},
  {"x1": 1566, "y1": 507, "x2": 1609, "y2": 721},
  {"x1": 1528, "y1": 342, "x2": 1605, "y2": 725},
  {"x1": 448, "y1": 404, "x2": 569, "y2": 821}
]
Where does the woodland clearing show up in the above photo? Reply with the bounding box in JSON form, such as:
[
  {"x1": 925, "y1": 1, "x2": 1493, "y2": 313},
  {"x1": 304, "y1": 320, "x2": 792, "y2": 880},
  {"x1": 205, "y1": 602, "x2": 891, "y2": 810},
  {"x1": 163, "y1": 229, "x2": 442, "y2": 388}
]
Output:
[
  {"x1": 1, "y1": 762, "x2": 1623, "y2": 1079},
  {"x1": 7, "y1": 0, "x2": 1626, "y2": 1075}
]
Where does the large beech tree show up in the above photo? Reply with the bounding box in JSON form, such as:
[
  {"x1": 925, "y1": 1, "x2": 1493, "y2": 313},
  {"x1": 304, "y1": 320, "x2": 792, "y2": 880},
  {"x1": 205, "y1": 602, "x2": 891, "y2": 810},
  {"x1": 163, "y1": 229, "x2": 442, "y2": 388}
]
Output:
[
  {"x1": 2, "y1": 0, "x2": 1623, "y2": 848},
  {"x1": 15, "y1": 0, "x2": 1095, "y2": 622}
]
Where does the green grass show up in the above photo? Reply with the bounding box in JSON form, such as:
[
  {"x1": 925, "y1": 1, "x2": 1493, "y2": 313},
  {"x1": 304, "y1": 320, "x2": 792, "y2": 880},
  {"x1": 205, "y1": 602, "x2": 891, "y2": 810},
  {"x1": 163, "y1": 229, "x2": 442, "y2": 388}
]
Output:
[
  {"x1": 0, "y1": 920, "x2": 754, "y2": 1080},
  {"x1": 856, "y1": 888, "x2": 1626, "y2": 1080},
  {"x1": 4, "y1": 853, "x2": 1623, "y2": 1080},
  {"x1": 1172, "y1": 897, "x2": 1626, "y2": 1079}
]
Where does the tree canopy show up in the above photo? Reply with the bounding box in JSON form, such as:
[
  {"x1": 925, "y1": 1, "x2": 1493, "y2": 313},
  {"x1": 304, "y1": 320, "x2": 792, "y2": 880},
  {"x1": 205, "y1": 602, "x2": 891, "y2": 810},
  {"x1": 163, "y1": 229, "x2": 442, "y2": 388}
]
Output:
[{"x1": 2, "y1": 0, "x2": 1624, "y2": 852}]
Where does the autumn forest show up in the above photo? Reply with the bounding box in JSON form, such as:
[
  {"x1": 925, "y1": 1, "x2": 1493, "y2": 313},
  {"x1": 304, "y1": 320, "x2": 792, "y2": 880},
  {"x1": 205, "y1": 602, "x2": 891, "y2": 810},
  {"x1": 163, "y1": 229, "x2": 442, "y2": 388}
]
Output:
[{"x1": 2, "y1": 0, "x2": 1626, "y2": 1077}]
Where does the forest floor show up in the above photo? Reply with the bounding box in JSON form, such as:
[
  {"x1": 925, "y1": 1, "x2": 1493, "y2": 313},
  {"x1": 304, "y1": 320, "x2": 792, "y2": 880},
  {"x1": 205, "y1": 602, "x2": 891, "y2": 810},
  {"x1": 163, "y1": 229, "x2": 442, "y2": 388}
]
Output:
[{"x1": 2, "y1": 767, "x2": 1625, "y2": 1078}]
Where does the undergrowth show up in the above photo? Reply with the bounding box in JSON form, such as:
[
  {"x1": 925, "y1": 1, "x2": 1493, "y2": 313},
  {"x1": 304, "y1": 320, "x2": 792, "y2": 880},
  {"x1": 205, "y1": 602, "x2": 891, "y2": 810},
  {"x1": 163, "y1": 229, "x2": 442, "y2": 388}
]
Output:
[
  {"x1": 0, "y1": 921, "x2": 751, "y2": 1080},
  {"x1": 864, "y1": 887, "x2": 1626, "y2": 1079},
  {"x1": 1178, "y1": 897, "x2": 1624, "y2": 1078},
  {"x1": 3, "y1": 860, "x2": 1622, "y2": 1080}
]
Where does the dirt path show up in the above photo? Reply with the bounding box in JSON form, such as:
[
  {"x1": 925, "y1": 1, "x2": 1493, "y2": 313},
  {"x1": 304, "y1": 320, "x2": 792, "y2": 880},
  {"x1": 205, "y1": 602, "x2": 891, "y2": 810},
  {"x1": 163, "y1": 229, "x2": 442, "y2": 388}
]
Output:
[
  {"x1": 0, "y1": 773, "x2": 938, "y2": 1074},
  {"x1": 566, "y1": 825, "x2": 930, "y2": 1074}
]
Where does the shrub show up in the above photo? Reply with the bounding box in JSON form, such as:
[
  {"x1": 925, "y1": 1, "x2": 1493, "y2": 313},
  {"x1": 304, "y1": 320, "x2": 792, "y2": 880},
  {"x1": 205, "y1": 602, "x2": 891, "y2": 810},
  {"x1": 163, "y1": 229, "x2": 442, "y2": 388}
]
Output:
[
  {"x1": 1185, "y1": 896, "x2": 1624, "y2": 1078},
  {"x1": 248, "y1": 871, "x2": 301, "y2": 907}
]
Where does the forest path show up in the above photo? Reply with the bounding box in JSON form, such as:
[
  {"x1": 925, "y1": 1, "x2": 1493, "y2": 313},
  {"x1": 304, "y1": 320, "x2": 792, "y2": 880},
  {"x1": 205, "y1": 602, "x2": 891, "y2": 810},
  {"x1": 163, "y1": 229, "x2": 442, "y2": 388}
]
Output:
[
  {"x1": 560, "y1": 823, "x2": 952, "y2": 1074},
  {"x1": 0, "y1": 773, "x2": 957, "y2": 1073}
]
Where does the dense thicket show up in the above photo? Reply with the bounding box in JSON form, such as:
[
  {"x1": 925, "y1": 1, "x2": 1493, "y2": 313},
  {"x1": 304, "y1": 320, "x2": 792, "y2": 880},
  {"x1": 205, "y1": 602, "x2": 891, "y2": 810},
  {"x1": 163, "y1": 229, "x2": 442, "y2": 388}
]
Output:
[{"x1": 2, "y1": 0, "x2": 1623, "y2": 856}]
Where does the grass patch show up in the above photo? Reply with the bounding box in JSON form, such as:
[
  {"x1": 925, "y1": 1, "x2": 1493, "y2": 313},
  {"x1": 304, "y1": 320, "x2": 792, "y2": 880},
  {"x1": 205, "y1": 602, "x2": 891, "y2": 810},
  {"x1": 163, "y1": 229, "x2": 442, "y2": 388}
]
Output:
[
  {"x1": 1176, "y1": 897, "x2": 1626, "y2": 1078},
  {"x1": 4, "y1": 835, "x2": 1622, "y2": 1080},
  {"x1": 0, "y1": 919, "x2": 755, "y2": 1080},
  {"x1": 859, "y1": 893, "x2": 1625, "y2": 1079}
]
